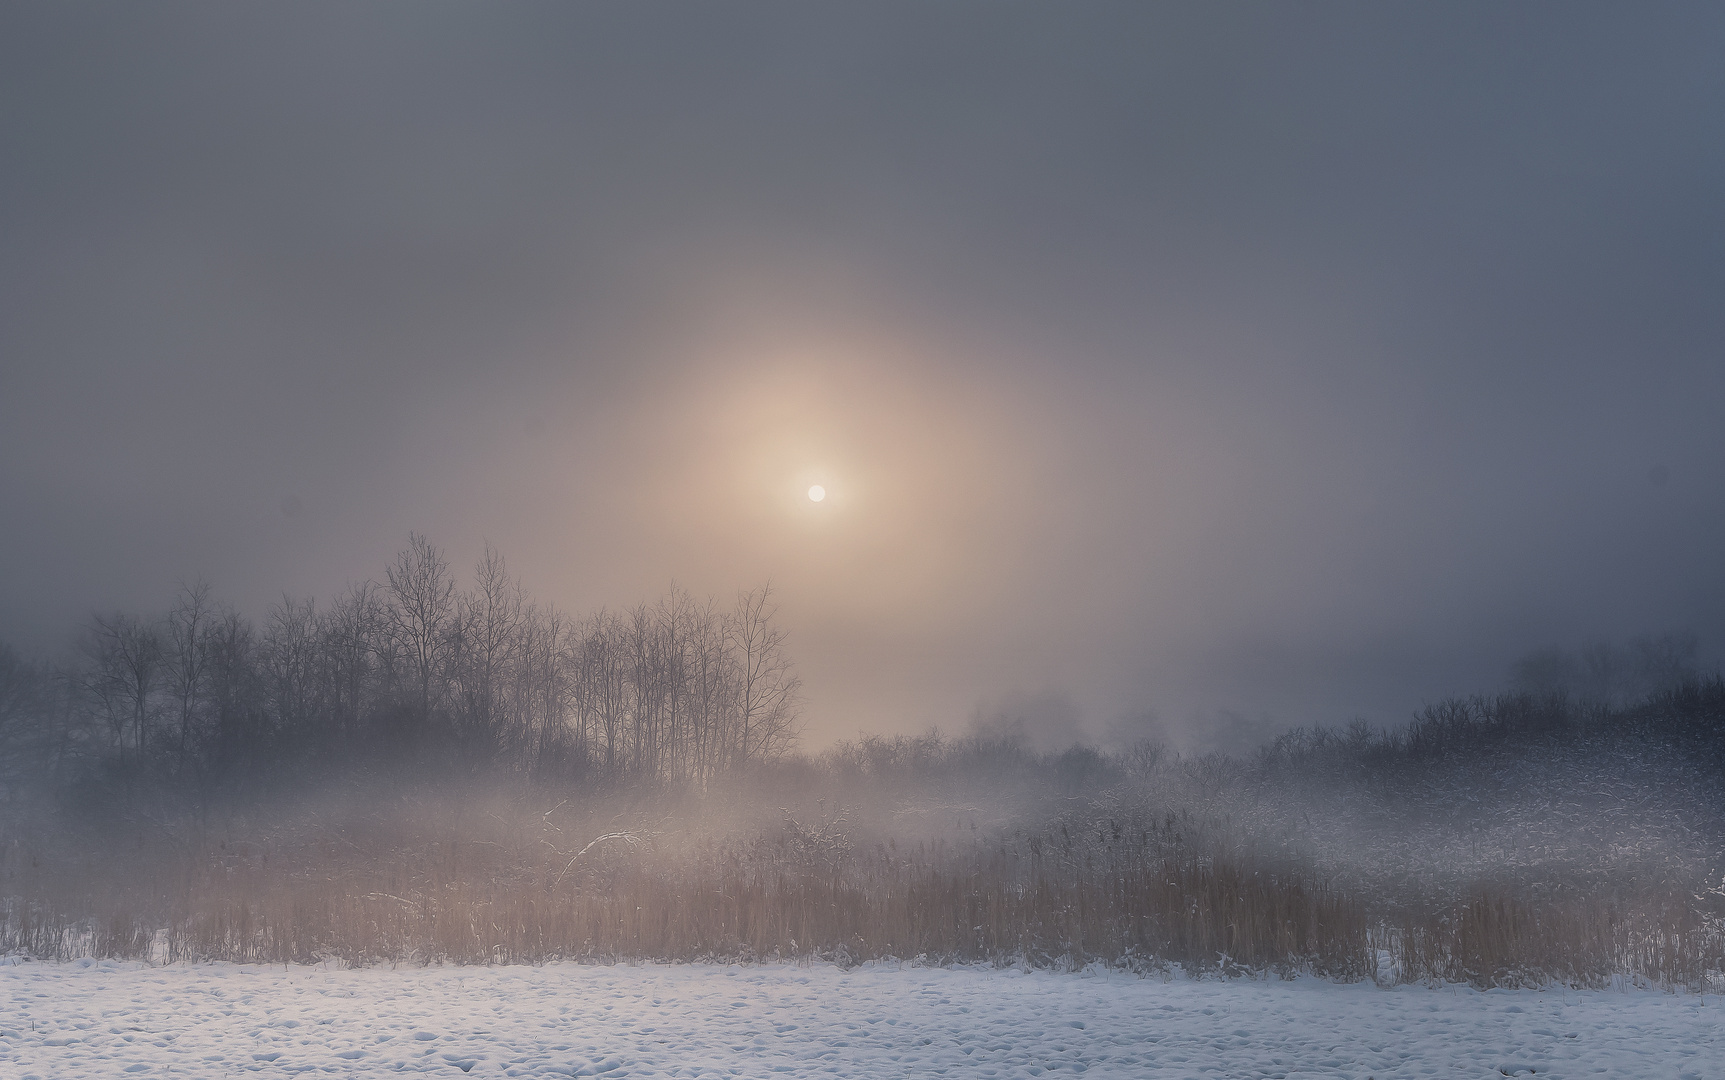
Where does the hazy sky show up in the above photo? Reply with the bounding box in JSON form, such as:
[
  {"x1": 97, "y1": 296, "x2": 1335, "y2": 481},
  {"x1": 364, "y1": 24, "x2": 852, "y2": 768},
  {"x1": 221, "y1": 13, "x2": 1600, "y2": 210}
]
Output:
[{"x1": 3, "y1": 3, "x2": 1722, "y2": 749}]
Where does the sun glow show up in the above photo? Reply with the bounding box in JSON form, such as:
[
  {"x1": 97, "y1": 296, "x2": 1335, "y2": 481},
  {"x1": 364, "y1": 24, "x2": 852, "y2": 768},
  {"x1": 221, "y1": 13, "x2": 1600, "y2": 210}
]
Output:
[{"x1": 808, "y1": 484, "x2": 826, "y2": 502}]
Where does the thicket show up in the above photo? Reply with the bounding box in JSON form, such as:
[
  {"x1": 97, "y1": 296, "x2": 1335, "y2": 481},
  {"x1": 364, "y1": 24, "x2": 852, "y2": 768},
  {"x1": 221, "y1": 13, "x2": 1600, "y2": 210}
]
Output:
[{"x1": 0, "y1": 535, "x2": 802, "y2": 798}]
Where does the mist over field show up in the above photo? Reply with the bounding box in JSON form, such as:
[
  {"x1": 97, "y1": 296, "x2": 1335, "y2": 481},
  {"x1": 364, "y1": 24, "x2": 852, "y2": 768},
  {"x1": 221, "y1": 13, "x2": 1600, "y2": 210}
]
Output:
[
  {"x1": 0, "y1": 541, "x2": 1721, "y2": 990},
  {"x1": 3, "y1": 13, "x2": 1725, "y2": 1071}
]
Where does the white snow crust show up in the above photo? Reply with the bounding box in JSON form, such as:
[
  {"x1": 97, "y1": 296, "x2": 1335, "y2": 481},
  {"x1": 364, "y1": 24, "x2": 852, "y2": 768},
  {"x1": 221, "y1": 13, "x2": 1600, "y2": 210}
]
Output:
[{"x1": 3, "y1": 959, "x2": 1720, "y2": 1079}]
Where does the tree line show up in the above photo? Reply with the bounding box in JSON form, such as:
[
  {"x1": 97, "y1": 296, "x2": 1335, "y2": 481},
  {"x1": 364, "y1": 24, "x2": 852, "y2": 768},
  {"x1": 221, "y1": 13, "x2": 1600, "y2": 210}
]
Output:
[{"x1": 0, "y1": 536, "x2": 801, "y2": 795}]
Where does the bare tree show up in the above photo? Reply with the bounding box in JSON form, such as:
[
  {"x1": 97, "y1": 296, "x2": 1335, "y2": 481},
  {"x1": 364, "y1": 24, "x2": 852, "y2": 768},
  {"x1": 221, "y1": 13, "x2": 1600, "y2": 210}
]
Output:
[
  {"x1": 574, "y1": 610, "x2": 629, "y2": 773},
  {"x1": 204, "y1": 606, "x2": 265, "y2": 766},
  {"x1": 729, "y1": 584, "x2": 802, "y2": 768},
  {"x1": 264, "y1": 596, "x2": 320, "y2": 745},
  {"x1": 82, "y1": 612, "x2": 163, "y2": 756},
  {"x1": 517, "y1": 603, "x2": 570, "y2": 772},
  {"x1": 321, "y1": 580, "x2": 386, "y2": 745},
  {"x1": 385, "y1": 533, "x2": 456, "y2": 726},
  {"x1": 625, "y1": 601, "x2": 662, "y2": 778},
  {"x1": 453, "y1": 543, "x2": 526, "y2": 754},
  {"x1": 685, "y1": 595, "x2": 731, "y2": 786},
  {"x1": 164, "y1": 580, "x2": 214, "y2": 758}
]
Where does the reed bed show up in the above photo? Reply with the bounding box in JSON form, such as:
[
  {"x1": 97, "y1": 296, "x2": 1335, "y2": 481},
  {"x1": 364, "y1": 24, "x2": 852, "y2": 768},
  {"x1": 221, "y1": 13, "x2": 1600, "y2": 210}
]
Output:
[
  {"x1": 1, "y1": 850, "x2": 1372, "y2": 976},
  {"x1": 1387, "y1": 889, "x2": 1724, "y2": 989},
  {"x1": 4, "y1": 805, "x2": 1719, "y2": 989},
  {"x1": 144, "y1": 847, "x2": 1370, "y2": 976}
]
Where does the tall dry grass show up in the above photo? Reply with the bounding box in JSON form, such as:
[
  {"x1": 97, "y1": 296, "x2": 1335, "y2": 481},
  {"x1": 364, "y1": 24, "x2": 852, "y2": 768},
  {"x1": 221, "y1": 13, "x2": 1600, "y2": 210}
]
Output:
[
  {"x1": 4, "y1": 793, "x2": 1719, "y2": 988},
  {"x1": 0, "y1": 794, "x2": 1362, "y2": 974},
  {"x1": 144, "y1": 842, "x2": 1370, "y2": 977},
  {"x1": 1388, "y1": 889, "x2": 1723, "y2": 989}
]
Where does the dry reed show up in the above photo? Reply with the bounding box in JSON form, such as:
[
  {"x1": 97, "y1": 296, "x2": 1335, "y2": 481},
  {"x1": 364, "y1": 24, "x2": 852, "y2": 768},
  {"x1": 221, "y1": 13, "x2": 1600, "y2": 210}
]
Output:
[{"x1": 5, "y1": 804, "x2": 1718, "y2": 989}]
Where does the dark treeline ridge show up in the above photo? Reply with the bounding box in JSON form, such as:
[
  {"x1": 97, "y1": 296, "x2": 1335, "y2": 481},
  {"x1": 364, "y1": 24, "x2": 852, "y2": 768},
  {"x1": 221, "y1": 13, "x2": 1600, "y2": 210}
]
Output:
[
  {"x1": 0, "y1": 535, "x2": 802, "y2": 802},
  {"x1": 1, "y1": 556, "x2": 1723, "y2": 987}
]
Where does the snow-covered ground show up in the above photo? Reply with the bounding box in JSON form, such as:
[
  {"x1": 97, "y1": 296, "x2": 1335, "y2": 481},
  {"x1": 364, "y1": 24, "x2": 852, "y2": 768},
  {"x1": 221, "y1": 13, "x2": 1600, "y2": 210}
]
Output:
[{"x1": 2, "y1": 959, "x2": 1719, "y2": 1079}]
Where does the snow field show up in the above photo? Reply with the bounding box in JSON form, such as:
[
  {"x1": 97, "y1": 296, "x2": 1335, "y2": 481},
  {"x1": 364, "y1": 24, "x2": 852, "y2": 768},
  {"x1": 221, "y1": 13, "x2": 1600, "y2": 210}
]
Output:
[{"x1": 2, "y1": 959, "x2": 1720, "y2": 1079}]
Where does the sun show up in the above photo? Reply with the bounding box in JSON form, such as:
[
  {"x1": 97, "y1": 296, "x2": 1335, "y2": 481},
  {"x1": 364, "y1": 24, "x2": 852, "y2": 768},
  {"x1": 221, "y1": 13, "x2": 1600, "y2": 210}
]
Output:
[{"x1": 807, "y1": 484, "x2": 826, "y2": 502}]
